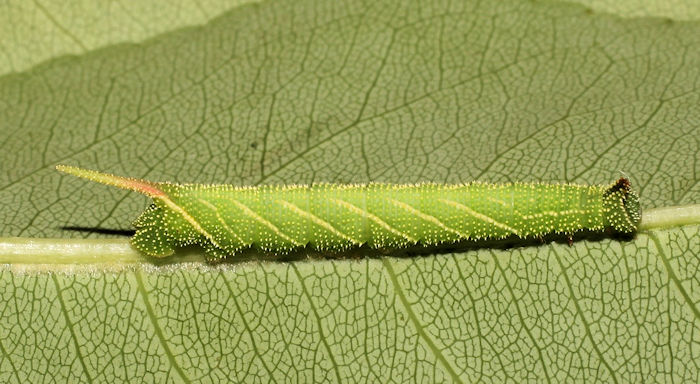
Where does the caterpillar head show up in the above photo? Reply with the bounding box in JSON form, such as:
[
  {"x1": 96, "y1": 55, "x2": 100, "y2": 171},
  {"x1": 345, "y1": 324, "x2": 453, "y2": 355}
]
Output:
[{"x1": 603, "y1": 178, "x2": 641, "y2": 234}]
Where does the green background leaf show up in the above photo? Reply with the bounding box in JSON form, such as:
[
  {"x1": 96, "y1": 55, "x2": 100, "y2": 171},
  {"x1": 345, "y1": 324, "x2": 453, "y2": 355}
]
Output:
[{"x1": 1, "y1": 0, "x2": 698, "y2": 382}]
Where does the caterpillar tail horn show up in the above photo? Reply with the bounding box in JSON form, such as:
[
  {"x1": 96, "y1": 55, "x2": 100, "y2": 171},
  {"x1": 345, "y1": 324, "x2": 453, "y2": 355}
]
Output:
[{"x1": 55, "y1": 165, "x2": 166, "y2": 199}]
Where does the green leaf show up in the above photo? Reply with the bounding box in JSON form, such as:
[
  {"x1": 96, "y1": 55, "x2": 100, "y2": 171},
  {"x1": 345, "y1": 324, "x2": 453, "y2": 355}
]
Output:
[
  {"x1": 0, "y1": 0, "x2": 262, "y2": 75},
  {"x1": 1, "y1": 0, "x2": 699, "y2": 382},
  {"x1": 555, "y1": 0, "x2": 700, "y2": 20}
]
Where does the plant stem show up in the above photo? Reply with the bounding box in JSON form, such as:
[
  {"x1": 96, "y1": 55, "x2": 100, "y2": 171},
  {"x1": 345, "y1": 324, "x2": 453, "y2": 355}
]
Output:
[
  {"x1": 0, "y1": 238, "x2": 203, "y2": 265},
  {"x1": 0, "y1": 204, "x2": 697, "y2": 265},
  {"x1": 639, "y1": 204, "x2": 700, "y2": 231}
]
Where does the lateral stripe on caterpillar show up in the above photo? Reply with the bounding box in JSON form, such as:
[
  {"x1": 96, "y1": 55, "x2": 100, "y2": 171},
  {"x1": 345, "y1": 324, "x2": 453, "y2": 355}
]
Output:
[{"x1": 56, "y1": 166, "x2": 641, "y2": 259}]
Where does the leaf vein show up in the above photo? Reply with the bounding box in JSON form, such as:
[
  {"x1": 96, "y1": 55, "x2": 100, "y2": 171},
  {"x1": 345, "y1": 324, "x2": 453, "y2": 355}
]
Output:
[
  {"x1": 51, "y1": 274, "x2": 94, "y2": 384},
  {"x1": 134, "y1": 270, "x2": 191, "y2": 383},
  {"x1": 491, "y1": 251, "x2": 552, "y2": 384},
  {"x1": 651, "y1": 233, "x2": 700, "y2": 322},
  {"x1": 382, "y1": 259, "x2": 464, "y2": 384},
  {"x1": 553, "y1": 252, "x2": 619, "y2": 384},
  {"x1": 220, "y1": 271, "x2": 278, "y2": 382},
  {"x1": 291, "y1": 265, "x2": 343, "y2": 383}
]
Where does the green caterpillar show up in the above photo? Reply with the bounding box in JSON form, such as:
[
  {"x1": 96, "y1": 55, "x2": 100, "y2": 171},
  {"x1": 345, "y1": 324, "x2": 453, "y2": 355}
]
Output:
[{"x1": 56, "y1": 165, "x2": 641, "y2": 259}]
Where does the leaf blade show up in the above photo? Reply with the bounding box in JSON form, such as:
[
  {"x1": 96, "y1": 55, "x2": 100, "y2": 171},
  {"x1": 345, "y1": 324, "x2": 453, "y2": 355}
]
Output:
[{"x1": 1, "y1": 0, "x2": 699, "y2": 382}]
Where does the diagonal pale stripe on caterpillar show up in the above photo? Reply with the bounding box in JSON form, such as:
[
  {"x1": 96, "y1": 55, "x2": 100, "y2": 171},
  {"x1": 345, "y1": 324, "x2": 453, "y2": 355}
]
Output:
[
  {"x1": 222, "y1": 197, "x2": 303, "y2": 247},
  {"x1": 197, "y1": 198, "x2": 245, "y2": 244},
  {"x1": 55, "y1": 165, "x2": 642, "y2": 260},
  {"x1": 387, "y1": 198, "x2": 469, "y2": 239},
  {"x1": 275, "y1": 199, "x2": 362, "y2": 245},
  {"x1": 147, "y1": 183, "x2": 225, "y2": 251},
  {"x1": 328, "y1": 198, "x2": 418, "y2": 244},
  {"x1": 437, "y1": 198, "x2": 521, "y2": 237}
]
